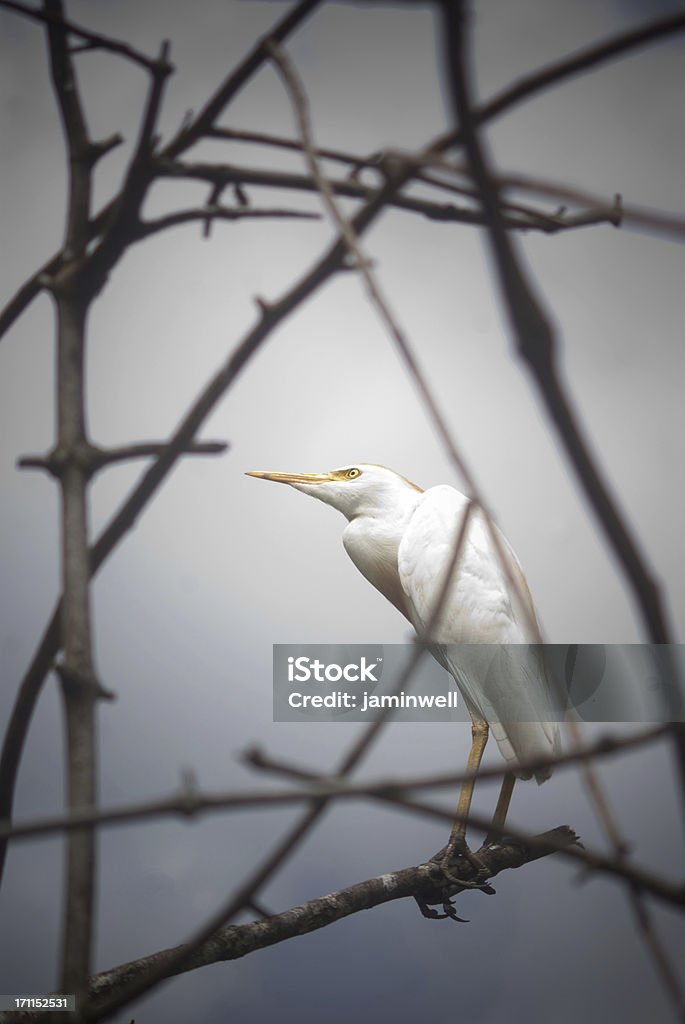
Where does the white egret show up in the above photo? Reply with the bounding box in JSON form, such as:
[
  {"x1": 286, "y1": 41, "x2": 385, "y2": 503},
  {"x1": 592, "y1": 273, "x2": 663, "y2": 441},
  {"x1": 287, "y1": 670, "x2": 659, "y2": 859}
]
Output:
[{"x1": 247, "y1": 464, "x2": 559, "y2": 898}]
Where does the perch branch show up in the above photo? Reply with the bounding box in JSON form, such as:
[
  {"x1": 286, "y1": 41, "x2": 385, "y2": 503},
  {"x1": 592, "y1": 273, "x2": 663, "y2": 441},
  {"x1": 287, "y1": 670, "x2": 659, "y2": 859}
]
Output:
[
  {"x1": 0, "y1": 829, "x2": 576, "y2": 1024},
  {"x1": 83, "y1": 830, "x2": 576, "y2": 999}
]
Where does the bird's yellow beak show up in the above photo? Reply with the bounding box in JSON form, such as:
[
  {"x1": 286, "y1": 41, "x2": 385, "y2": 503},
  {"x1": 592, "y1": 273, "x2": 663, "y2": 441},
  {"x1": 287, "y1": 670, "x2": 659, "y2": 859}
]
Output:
[{"x1": 245, "y1": 470, "x2": 332, "y2": 485}]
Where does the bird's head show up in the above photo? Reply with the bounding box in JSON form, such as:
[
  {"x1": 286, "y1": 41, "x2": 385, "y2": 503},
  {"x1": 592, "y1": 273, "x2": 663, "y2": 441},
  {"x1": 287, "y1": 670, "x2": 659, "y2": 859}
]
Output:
[{"x1": 246, "y1": 463, "x2": 423, "y2": 521}]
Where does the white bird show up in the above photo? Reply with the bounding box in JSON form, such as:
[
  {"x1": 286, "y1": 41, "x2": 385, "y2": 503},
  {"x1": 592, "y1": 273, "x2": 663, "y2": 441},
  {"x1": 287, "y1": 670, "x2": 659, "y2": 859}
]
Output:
[{"x1": 247, "y1": 463, "x2": 560, "y2": 900}]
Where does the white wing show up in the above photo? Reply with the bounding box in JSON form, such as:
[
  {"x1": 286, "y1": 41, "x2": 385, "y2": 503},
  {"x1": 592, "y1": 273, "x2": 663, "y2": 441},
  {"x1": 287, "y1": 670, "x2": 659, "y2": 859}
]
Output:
[{"x1": 397, "y1": 486, "x2": 560, "y2": 780}]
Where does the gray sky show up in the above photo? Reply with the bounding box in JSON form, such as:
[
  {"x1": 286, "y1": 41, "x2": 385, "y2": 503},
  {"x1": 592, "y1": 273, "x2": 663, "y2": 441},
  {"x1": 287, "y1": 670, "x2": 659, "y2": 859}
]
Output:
[{"x1": 1, "y1": 2, "x2": 684, "y2": 1022}]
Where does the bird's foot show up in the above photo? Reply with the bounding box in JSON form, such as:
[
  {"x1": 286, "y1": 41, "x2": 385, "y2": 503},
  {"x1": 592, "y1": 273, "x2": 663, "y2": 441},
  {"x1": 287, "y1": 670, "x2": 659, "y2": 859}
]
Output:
[
  {"x1": 414, "y1": 894, "x2": 470, "y2": 923},
  {"x1": 415, "y1": 850, "x2": 496, "y2": 923},
  {"x1": 439, "y1": 837, "x2": 494, "y2": 890}
]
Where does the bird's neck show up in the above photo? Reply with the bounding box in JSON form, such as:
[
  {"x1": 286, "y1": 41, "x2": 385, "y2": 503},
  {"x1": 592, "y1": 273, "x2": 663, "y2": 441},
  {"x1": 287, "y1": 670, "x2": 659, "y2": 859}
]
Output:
[
  {"x1": 346, "y1": 485, "x2": 422, "y2": 527},
  {"x1": 342, "y1": 490, "x2": 421, "y2": 620}
]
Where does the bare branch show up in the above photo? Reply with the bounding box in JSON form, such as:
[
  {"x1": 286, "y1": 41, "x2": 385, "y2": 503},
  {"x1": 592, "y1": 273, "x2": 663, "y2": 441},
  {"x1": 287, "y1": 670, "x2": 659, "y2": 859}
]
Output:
[
  {"x1": 43, "y1": 0, "x2": 101, "y2": 999},
  {"x1": 245, "y1": 723, "x2": 672, "y2": 798},
  {"x1": 88, "y1": 132, "x2": 124, "y2": 164},
  {"x1": 432, "y1": 9, "x2": 685, "y2": 154},
  {"x1": 162, "y1": 0, "x2": 323, "y2": 159},
  {"x1": 266, "y1": 39, "x2": 373, "y2": 271},
  {"x1": 0, "y1": 0, "x2": 169, "y2": 74},
  {"x1": 81, "y1": 831, "x2": 574, "y2": 1000},
  {"x1": 493, "y1": 174, "x2": 685, "y2": 243},
  {"x1": 439, "y1": 4, "x2": 685, "y2": 1015},
  {"x1": 155, "y1": 156, "x2": 617, "y2": 235},
  {"x1": 567, "y1": 721, "x2": 685, "y2": 1016},
  {"x1": 241, "y1": 756, "x2": 685, "y2": 909},
  {"x1": 6, "y1": 3, "x2": 661, "y2": 344},
  {"x1": 433, "y1": 160, "x2": 685, "y2": 244},
  {"x1": 0, "y1": 0, "x2": 320, "y2": 339},
  {"x1": 0, "y1": 826, "x2": 567, "y2": 1024},
  {"x1": 207, "y1": 124, "x2": 375, "y2": 172},
  {"x1": 441, "y1": 0, "x2": 674, "y2": 632},
  {"x1": 629, "y1": 893, "x2": 685, "y2": 1020},
  {"x1": 44, "y1": 0, "x2": 90, "y2": 259},
  {"x1": 1, "y1": 752, "x2": 682, "y2": 910},
  {"x1": 0, "y1": 254, "x2": 59, "y2": 340},
  {"x1": 136, "y1": 205, "x2": 320, "y2": 238},
  {"x1": 84, "y1": 42, "x2": 172, "y2": 292},
  {"x1": 17, "y1": 440, "x2": 228, "y2": 474},
  {"x1": 34, "y1": 9, "x2": 174, "y2": 1009},
  {"x1": 89, "y1": 440, "x2": 227, "y2": 466},
  {"x1": 440, "y1": 1, "x2": 685, "y2": 831},
  {"x1": 208, "y1": 126, "x2": 615, "y2": 232},
  {"x1": 0, "y1": 725, "x2": 669, "y2": 845}
]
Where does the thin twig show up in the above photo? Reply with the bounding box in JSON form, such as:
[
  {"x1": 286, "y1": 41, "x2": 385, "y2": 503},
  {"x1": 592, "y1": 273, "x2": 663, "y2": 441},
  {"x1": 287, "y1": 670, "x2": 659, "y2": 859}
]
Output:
[
  {"x1": 241, "y1": 756, "x2": 685, "y2": 909},
  {"x1": 162, "y1": 0, "x2": 323, "y2": 160},
  {"x1": 0, "y1": 725, "x2": 668, "y2": 844},
  {"x1": 135, "y1": 205, "x2": 320, "y2": 237},
  {"x1": 84, "y1": 42, "x2": 172, "y2": 293},
  {"x1": 568, "y1": 716, "x2": 685, "y2": 1018},
  {"x1": 495, "y1": 171, "x2": 685, "y2": 243},
  {"x1": 431, "y1": 159, "x2": 685, "y2": 244},
  {"x1": 0, "y1": 770, "x2": 680, "y2": 910},
  {"x1": 432, "y1": 9, "x2": 685, "y2": 153},
  {"x1": 18, "y1": 440, "x2": 228, "y2": 473},
  {"x1": 245, "y1": 722, "x2": 671, "y2": 800}
]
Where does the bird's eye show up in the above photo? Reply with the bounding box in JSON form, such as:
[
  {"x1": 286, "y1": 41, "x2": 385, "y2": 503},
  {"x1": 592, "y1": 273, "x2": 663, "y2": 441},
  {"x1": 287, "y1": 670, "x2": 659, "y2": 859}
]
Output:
[{"x1": 346, "y1": 468, "x2": 361, "y2": 479}]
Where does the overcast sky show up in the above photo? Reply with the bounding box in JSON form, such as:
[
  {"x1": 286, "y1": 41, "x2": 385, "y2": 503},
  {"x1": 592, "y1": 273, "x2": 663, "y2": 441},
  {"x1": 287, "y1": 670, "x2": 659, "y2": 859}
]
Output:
[{"x1": 1, "y1": 2, "x2": 684, "y2": 1022}]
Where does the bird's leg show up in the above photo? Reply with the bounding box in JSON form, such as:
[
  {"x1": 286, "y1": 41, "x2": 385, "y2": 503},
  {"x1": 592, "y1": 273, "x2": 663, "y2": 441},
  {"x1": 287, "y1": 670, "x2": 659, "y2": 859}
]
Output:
[
  {"x1": 483, "y1": 772, "x2": 516, "y2": 847},
  {"x1": 440, "y1": 712, "x2": 491, "y2": 887}
]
